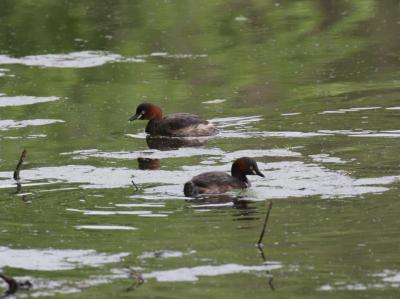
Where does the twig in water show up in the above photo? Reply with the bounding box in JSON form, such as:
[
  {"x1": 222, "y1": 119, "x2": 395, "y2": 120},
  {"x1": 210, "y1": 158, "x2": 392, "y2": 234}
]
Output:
[
  {"x1": 257, "y1": 232, "x2": 275, "y2": 291},
  {"x1": 125, "y1": 269, "x2": 144, "y2": 291},
  {"x1": 257, "y1": 243, "x2": 266, "y2": 261},
  {"x1": 16, "y1": 182, "x2": 22, "y2": 194},
  {"x1": 131, "y1": 180, "x2": 139, "y2": 192},
  {"x1": 13, "y1": 149, "x2": 27, "y2": 181},
  {"x1": 0, "y1": 274, "x2": 32, "y2": 297},
  {"x1": 257, "y1": 201, "x2": 273, "y2": 247},
  {"x1": 268, "y1": 277, "x2": 275, "y2": 291}
]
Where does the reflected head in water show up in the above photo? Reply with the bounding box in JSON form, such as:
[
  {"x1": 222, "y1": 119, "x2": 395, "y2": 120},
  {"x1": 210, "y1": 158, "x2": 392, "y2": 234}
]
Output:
[
  {"x1": 139, "y1": 134, "x2": 211, "y2": 170},
  {"x1": 137, "y1": 157, "x2": 160, "y2": 170},
  {"x1": 129, "y1": 102, "x2": 218, "y2": 137},
  {"x1": 183, "y1": 157, "x2": 264, "y2": 197},
  {"x1": 137, "y1": 135, "x2": 211, "y2": 170},
  {"x1": 187, "y1": 194, "x2": 255, "y2": 211}
]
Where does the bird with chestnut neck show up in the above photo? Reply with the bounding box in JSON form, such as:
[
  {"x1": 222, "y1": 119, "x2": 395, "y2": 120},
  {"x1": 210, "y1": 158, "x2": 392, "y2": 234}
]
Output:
[
  {"x1": 183, "y1": 157, "x2": 264, "y2": 197},
  {"x1": 129, "y1": 102, "x2": 217, "y2": 137}
]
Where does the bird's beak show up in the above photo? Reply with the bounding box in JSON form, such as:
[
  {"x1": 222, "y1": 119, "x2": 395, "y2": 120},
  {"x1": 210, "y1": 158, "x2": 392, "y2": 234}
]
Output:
[
  {"x1": 129, "y1": 114, "x2": 139, "y2": 121},
  {"x1": 129, "y1": 112, "x2": 143, "y2": 121},
  {"x1": 254, "y1": 168, "x2": 265, "y2": 177}
]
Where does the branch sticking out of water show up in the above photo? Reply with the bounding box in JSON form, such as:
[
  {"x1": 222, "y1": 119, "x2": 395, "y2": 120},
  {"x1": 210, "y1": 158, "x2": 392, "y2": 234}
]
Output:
[
  {"x1": 0, "y1": 274, "x2": 32, "y2": 298},
  {"x1": 257, "y1": 236, "x2": 275, "y2": 291},
  {"x1": 125, "y1": 269, "x2": 144, "y2": 292},
  {"x1": 13, "y1": 149, "x2": 27, "y2": 181},
  {"x1": 131, "y1": 180, "x2": 139, "y2": 192},
  {"x1": 268, "y1": 276, "x2": 275, "y2": 291},
  {"x1": 257, "y1": 201, "x2": 273, "y2": 247}
]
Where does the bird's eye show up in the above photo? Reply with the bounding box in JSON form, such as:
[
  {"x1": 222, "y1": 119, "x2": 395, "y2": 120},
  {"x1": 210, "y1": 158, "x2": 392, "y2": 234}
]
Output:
[{"x1": 249, "y1": 166, "x2": 257, "y2": 175}]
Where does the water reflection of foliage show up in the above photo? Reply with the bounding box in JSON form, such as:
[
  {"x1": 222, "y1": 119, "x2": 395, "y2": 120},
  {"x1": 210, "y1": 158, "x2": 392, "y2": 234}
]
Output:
[{"x1": 0, "y1": 0, "x2": 399, "y2": 150}]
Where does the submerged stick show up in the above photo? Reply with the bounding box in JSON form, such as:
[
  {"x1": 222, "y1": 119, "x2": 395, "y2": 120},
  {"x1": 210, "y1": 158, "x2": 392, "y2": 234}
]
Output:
[
  {"x1": 268, "y1": 277, "x2": 275, "y2": 291},
  {"x1": 13, "y1": 149, "x2": 27, "y2": 181},
  {"x1": 257, "y1": 201, "x2": 273, "y2": 246},
  {"x1": 256, "y1": 222, "x2": 276, "y2": 291},
  {"x1": 125, "y1": 269, "x2": 144, "y2": 292}
]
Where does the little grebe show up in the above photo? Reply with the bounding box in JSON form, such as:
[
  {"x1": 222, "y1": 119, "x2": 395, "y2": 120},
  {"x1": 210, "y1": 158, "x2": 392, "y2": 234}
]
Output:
[
  {"x1": 129, "y1": 102, "x2": 217, "y2": 137},
  {"x1": 184, "y1": 157, "x2": 264, "y2": 197}
]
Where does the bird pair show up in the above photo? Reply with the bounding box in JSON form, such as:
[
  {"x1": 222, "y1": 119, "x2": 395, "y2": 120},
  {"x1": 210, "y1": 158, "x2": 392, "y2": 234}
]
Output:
[{"x1": 130, "y1": 103, "x2": 264, "y2": 197}]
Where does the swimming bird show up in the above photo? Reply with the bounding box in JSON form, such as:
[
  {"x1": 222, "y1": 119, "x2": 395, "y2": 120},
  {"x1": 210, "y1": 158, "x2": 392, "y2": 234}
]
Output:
[
  {"x1": 183, "y1": 157, "x2": 264, "y2": 197},
  {"x1": 129, "y1": 103, "x2": 217, "y2": 137}
]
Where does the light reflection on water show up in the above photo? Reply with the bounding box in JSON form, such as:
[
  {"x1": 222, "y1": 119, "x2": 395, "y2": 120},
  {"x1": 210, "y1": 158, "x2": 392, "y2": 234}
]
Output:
[
  {"x1": 1, "y1": 262, "x2": 281, "y2": 297},
  {"x1": 0, "y1": 50, "x2": 207, "y2": 69},
  {"x1": 0, "y1": 247, "x2": 129, "y2": 271},
  {"x1": 0, "y1": 119, "x2": 64, "y2": 131},
  {"x1": 142, "y1": 263, "x2": 282, "y2": 282},
  {"x1": 318, "y1": 269, "x2": 400, "y2": 291},
  {"x1": 319, "y1": 106, "x2": 381, "y2": 114},
  {"x1": 75, "y1": 225, "x2": 137, "y2": 231},
  {"x1": 137, "y1": 250, "x2": 194, "y2": 260},
  {"x1": 0, "y1": 68, "x2": 12, "y2": 77},
  {"x1": 0, "y1": 155, "x2": 398, "y2": 200},
  {"x1": 0, "y1": 51, "x2": 145, "y2": 68},
  {"x1": 0, "y1": 95, "x2": 60, "y2": 107}
]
